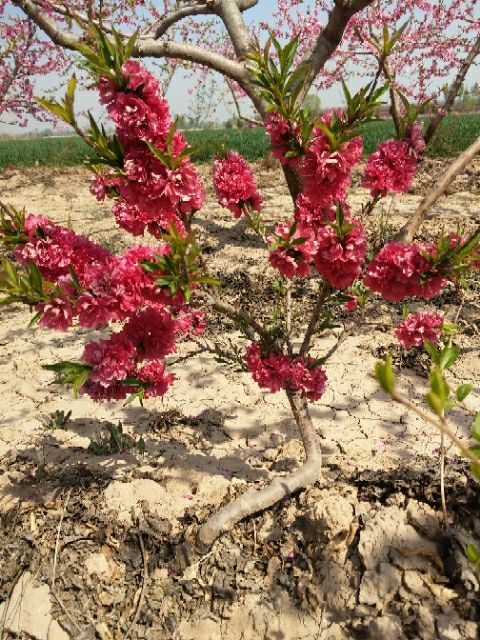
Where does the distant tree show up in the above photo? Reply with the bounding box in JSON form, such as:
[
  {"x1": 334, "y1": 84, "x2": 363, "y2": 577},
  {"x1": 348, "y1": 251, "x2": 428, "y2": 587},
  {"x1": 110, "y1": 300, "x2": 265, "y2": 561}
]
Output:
[{"x1": 302, "y1": 93, "x2": 322, "y2": 117}]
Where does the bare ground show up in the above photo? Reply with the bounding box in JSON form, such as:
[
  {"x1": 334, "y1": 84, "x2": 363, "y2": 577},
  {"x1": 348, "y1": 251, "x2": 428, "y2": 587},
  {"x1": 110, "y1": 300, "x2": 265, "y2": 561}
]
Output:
[{"x1": 0, "y1": 159, "x2": 479, "y2": 639}]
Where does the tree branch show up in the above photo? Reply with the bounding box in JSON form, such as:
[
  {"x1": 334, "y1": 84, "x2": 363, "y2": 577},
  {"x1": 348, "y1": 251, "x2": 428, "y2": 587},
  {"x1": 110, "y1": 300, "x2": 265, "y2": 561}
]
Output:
[
  {"x1": 299, "y1": 283, "x2": 331, "y2": 356},
  {"x1": 11, "y1": 0, "x2": 80, "y2": 48},
  {"x1": 395, "y1": 136, "x2": 480, "y2": 243},
  {"x1": 297, "y1": 0, "x2": 375, "y2": 104},
  {"x1": 136, "y1": 39, "x2": 248, "y2": 82},
  {"x1": 12, "y1": 0, "x2": 249, "y2": 83},
  {"x1": 150, "y1": 0, "x2": 258, "y2": 41},
  {"x1": 425, "y1": 33, "x2": 480, "y2": 146},
  {"x1": 218, "y1": 0, "x2": 253, "y2": 58}
]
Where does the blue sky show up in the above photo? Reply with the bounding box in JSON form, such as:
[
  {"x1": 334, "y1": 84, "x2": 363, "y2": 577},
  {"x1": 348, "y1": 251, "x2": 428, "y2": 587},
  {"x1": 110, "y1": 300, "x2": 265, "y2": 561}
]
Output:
[{"x1": 1, "y1": 1, "x2": 478, "y2": 134}]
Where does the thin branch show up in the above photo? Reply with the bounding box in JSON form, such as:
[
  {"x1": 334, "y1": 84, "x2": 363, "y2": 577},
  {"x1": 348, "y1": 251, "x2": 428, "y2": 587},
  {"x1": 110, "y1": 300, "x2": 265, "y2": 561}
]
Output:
[
  {"x1": 226, "y1": 78, "x2": 262, "y2": 125},
  {"x1": 381, "y1": 60, "x2": 402, "y2": 137},
  {"x1": 391, "y1": 389, "x2": 480, "y2": 469},
  {"x1": 395, "y1": 136, "x2": 480, "y2": 242},
  {"x1": 218, "y1": 0, "x2": 253, "y2": 58},
  {"x1": 209, "y1": 295, "x2": 270, "y2": 341},
  {"x1": 299, "y1": 283, "x2": 331, "y2": 356},
  {"x1": 12, "y1": 0, "x2": 80, "y2": 49},
  {"x1": 149, "y1": 0, "x2": 258, "y2": 41},
  {"x1": 12, "y1": 0, "x2": 249, "y2": 83},
  {"x1": 285, "y1": 280, "x2": 293, "y2": 356},
  {"x1": 151, "y1": 2, "x2": 218, "y2": 40},
  {"x1": 425, "y1": 33, "x2": 480, "y2": 146}
]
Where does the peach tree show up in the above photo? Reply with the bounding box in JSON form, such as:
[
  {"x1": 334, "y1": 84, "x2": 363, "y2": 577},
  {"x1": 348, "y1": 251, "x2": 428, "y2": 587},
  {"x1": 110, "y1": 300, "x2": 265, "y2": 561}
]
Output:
[{"x1": 1, "y1": 27, "x2": 479, "y2": 548}]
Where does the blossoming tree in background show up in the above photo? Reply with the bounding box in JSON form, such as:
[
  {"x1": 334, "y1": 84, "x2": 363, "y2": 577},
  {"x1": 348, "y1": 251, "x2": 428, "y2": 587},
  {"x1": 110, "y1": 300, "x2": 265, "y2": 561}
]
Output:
[
  {"x1": 0, "y1": 0, "x2": 67, "y2": 126},
  {"x1": 3, "y1": 0, "x2": 480, "y2": 133},
  {"x1": 1, "y1": 2, "x2": 480, "y2": 548}
]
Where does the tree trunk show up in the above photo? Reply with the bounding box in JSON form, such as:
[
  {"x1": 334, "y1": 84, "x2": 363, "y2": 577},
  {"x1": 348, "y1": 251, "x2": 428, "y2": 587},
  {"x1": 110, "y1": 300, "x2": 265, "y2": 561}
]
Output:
[{"x1": 196, "y1": 389, "x2": 322, "y2": 549}]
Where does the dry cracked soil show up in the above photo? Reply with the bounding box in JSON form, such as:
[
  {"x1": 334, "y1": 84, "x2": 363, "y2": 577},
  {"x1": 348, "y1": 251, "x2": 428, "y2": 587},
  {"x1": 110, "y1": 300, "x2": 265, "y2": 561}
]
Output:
[{"x1": 0, "y1": 158, "x2": 479, "y2": 640}]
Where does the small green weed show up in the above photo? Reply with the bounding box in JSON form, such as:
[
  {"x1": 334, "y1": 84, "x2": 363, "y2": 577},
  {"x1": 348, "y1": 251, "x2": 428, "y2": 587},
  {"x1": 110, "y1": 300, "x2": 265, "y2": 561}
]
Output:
[
  {"x1": 42, "y1": 409, "x2": 72, "y2": 430},
  {"x1": 88, "y1": 421, "x2": 145, "y2": 457}
]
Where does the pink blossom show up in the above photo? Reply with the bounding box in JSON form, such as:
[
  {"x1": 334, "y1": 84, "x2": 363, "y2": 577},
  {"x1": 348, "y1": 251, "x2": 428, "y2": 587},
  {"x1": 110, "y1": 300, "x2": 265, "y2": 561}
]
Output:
[
  {"x1": 344, "y1": 297, "x2": 358, "y2": 312},
  {"x1": 123, "y1": 307, "x2": 176, "y2": 360},
  {"x1": 82, "y1": 334, "x2": 136, "y2": 385},
  {"x1": 245, "y1": 343, "x2": 289, "y2": 393},
  {"x1": 175, "y1": 307, "x2": 206, "y2": 336},
  {"x1": 295, "y1": 194, "x2": 342, "y2": 231},
  {"x1": 212, "y1": 151, "x2": 263, "y2": 217},
  {"x1": 395, "y1": 311, "x2": 444, "y2": 348},
  {"x1": 137, "y1": 361, "x2": 175, "y2": 398},
  {"x1": 117, "y1": 142, "x2": 205, "y2": 233},
  {"x1": 90, "y1": 174, "x2": 109, "y2": 201},
  {"x1": 81, "y1": 380, "x2": 132, "y2": 402},
  {"x1": 363, "y1": 139, "x2": 417, "y2": 197},
  {"x1": 408, "y1": 122, "x2": 426, "y2": 159},
  {"x1": 268, "y1": 221, "x2": 316, "y2": 278},
  {"x1": 122, "y1": 60, "x2": 160, "y2": 100},
  {"x1": 314, "y1": 220, "x2": 366, "y2": 289},
  {"x1": 108, "y1": 93, "x2": 157, "y2": 142},
  {"x1": 300, "y1": 122, "x2": 362, "y2": 208},
  {"x1": 36, "y1": 296, "x2": 73, "y2": 331},
  {"x1": 364, "y1": 242, "x2": 445, "y2": 302},
  {"x1": 112, "y1": 200, "x2": 147, "y2": 236},
  {"x1": 18, "y1": 216, "x2": 110, "y2": 283},
  {"x1": 264, "y1": 111, "x2": 301, "y2": 166},
  {"x1": 98, "y1": 77, "x2": 118, "y2": 105}
]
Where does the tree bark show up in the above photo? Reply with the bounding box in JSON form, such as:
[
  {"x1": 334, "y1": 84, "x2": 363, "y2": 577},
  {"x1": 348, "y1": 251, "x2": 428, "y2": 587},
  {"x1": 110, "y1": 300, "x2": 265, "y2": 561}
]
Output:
[{"x1": 196, "y1": 389, "x2": 322, "y2": 549}]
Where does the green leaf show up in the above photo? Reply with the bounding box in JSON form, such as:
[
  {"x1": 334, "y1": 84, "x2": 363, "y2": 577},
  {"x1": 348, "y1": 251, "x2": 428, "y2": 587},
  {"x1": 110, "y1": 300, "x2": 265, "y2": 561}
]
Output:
[
  {"x1": 456, "y1": 383, "x2": 472, "y2": 402},
  {"x1": 35, "y1": 98, "x2": 69, "y2": 123},
  {"x1": 441, "y1": 323, "x2": 460, "y2": 335},
  {"x1": 466, "y1": 544, "x2": 480, "y2": 565},
  {"x1": 374, "y1": 355, "x2": 396, "y2": 396},
  {"x1": 439, "y1": 345, "x2": 460, "y2": 370},
  {"x1": 471, "y1": 413, "x2": 480, "y2": 441},
  {"x1": 137, "y1": 437, "x2": 145, "y2": 457},
  {"x1": 423, "y1": 340, "x2": 439, "y2": 364},
  {"x1": 429, "y1": 368, "x2": 450, "y2": 402}
]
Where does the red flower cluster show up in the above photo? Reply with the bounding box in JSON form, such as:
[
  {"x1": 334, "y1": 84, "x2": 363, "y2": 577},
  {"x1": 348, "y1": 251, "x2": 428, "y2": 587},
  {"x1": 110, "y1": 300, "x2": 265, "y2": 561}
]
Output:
[
  {"x1": 268, "y1": 221, "x2": 316, "y2": 278},
  {"x1": 294, "y1": 194, "x2": 341, "y2": 231},
  {"x1": 95, "y1": 59, "x2": 205, "y2": 237},
  {"x1": 245, "y1": 343, "x2": 327, "y2": 402},
  {"x1": 364, "y1": 242, "x2": 445, "y2": 302},
  {"x1": 300, "y1": 117, "x2": 363, "y2": 208},
  {"x1": 363, "y1": 139, "x2": 417, "y2": 198},
  {"x1": 81, "y1": 306, "x2": 177, "y2": 400},
  {"x1": 212, "y1": 151, "x2": 263, "y2": 217},
  {"x1": 12, "y1": 214, "x2": 208, "y2": 401},
  {"x1": 314, "y1": 220, "x2": 366, "y2": 289},
  {"x1": 18, "y1": 217, "x2": 174, "y2": 331},
  {"x1": 395, "y1": 311, "x2": 444, "y2": 348}
]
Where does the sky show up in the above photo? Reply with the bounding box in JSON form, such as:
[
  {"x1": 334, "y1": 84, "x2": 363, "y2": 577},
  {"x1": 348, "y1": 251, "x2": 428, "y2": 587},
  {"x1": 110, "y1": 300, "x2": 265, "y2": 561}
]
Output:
[{"x1": 1, "y1": 1, "x2": 478, "y2": 134}]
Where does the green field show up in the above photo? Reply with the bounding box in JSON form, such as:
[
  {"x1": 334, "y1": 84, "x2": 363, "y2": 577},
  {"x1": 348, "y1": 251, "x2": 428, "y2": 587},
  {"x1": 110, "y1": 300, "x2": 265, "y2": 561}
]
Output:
[{"x1": 0, "y1": 113, "x2": 478, "y2": 169}]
